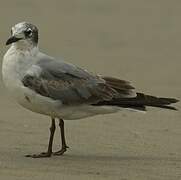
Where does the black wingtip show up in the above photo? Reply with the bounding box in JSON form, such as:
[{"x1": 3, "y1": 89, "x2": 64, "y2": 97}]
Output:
[
  {"x1": 166, "y1": 98, "x2": 179, "y2": 104},
  {"x1": 173, "y1": 98, "x2": 179, "y2": 103},
  {"x1": 161, "y1": 105, "x2": 178, "y2": 111}
]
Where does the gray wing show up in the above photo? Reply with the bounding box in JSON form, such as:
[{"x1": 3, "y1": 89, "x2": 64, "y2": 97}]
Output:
[{"x1": 22, "y1": 56, "x2": 136, "y2": 105}]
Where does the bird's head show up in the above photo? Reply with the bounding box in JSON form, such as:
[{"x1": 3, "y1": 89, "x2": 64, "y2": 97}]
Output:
[{"x1": 6, "y1": 22, "x2": 38, "y2": 48}]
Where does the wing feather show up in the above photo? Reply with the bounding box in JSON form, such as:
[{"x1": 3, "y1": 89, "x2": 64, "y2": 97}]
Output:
[
  {"x1": 22, "y1": 57, "x2": 136, "y2": 105},
  {"x1": 22, "y1": 59, "x2": 118, "y2": 105}
]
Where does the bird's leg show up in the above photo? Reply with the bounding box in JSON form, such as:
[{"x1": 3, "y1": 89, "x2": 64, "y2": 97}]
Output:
[
  {"x1": 53, "y1": 119, "x2": 68, "y2": 156},
  {"x1": 26, "y1": 118, "x2": 56, "y2": 158}
]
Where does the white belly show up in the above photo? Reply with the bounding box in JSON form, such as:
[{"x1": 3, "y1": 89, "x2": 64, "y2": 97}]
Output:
[
  {"x1": 18, "y1": 86, "x2": 119, "y2": 119},
  {"x1": 3, "y1": 76, "x2": 119, "y2": 120},
  {"x1": 5, "y1": 83, "x2": 119, "y2": 120}
]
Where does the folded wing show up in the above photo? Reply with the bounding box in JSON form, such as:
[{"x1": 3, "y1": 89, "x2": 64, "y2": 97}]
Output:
[{"x1": 22, "y1": 58, "x2": 136, "y2": 106}]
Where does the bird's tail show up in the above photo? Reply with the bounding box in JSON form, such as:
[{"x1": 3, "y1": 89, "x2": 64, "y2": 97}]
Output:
[{"x1": 94, "y1": 93, "x2": 179, "y2": 111}]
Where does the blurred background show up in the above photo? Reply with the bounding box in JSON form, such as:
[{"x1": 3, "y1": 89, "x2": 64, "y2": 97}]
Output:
[{"x1": 0, "y1": 1, "x2": 180, "y2": 180}]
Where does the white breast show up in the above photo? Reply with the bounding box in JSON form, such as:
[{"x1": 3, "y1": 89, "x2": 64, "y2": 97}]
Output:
[
  {"x1": 2, "y1": 45, "x2": 39, "y2": 92},
  {"x1": 2, "y1": 46, "x2": 58, "y2": 115},
  {"x1": 2, "y1": 47, "x2": 25, "y2": 99},
  {"x1": 2, "y1": 47, "x2": 39, "y2": 107}
]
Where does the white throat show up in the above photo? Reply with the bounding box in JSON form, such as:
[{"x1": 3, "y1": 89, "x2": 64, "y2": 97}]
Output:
[{"x1": 12, "y1": 39, "x2": 37, "y2": 52}]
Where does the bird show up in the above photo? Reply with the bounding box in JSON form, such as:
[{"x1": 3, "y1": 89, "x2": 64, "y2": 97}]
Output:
[{"x1": 2, "y1": 22, "x2": 179, "y2": 158}]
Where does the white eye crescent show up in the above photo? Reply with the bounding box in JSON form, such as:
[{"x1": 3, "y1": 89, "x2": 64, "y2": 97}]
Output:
[{"x1": 25, "y1": 28, "x2": 33, "y2": 36}]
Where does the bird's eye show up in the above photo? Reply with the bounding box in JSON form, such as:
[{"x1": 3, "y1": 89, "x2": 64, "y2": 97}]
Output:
[{"x1": 25, "y1": 28, "x2": 33, "y2": 36}]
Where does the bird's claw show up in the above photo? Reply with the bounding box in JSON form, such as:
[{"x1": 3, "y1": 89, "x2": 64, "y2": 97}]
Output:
[{"x1": 53, "y1": 146, "x2": 68, "y2": 156}]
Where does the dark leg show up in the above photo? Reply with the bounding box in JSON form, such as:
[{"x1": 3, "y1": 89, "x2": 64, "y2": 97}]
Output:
[
  {"x1": 53, "y1": 119, "x2": 68, "y2": 156},
  {"x1": 26, "y1": 118, "x2": 56, "y2": 158}
]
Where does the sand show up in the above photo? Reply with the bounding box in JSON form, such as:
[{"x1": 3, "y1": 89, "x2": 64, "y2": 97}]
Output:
[{"x1": 0, "y1": 0, "x2": 180, "y2": 179}]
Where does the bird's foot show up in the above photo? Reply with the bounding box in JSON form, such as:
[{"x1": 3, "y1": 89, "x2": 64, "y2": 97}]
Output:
[
  {"x1": 25, "y1": 151, "x2": 52, "y2": 158},
  {"x1": 53, "y1": 146, "x2": 69, "y2": 156}
]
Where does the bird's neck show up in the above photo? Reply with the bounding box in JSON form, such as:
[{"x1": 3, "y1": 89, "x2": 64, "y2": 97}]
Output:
[
  {"x1": 9, "y1": 43, "x2": 39, "y2": 57},
  {"x1": 12, "y1": 40, "x2": 38, "y2": 52}
]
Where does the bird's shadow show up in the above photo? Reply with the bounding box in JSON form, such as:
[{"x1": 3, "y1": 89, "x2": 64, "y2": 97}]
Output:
[
  {"x1": 24, "y1": 152, "x2": 181, "y2": 176},
  {"x1": 51, "y1": 153, "x2": 181, "y2": 164}
]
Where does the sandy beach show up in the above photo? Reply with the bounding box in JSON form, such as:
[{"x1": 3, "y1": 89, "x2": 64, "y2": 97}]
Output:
[{"x1": 0, "y1": 0, "x2": 180, "y2": 179}]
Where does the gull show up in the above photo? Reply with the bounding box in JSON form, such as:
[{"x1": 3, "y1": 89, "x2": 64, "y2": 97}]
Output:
[{"x1": 2, "y1": 22, "x2": 179, "y2": 158}]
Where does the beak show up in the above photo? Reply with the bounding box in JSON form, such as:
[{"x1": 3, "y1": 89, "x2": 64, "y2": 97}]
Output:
[{"x1": 6, "y1": 36, "x2": 22, "y2": 45}]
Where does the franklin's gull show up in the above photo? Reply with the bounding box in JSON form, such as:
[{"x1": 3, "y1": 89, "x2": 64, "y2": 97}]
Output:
[{"x1": 2, "y1": 22, "x2": 179, "y2": 158}]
